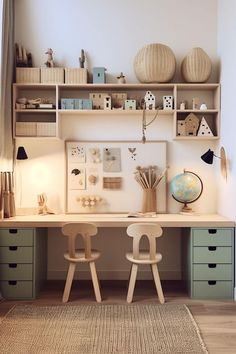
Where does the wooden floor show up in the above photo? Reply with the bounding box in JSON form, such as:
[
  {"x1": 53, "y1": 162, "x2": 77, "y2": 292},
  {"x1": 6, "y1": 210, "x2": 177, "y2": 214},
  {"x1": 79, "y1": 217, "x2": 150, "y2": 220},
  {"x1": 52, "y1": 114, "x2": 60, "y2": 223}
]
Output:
[{"x1": 0, "y1": 280, "x2": 236, "y2": 354}]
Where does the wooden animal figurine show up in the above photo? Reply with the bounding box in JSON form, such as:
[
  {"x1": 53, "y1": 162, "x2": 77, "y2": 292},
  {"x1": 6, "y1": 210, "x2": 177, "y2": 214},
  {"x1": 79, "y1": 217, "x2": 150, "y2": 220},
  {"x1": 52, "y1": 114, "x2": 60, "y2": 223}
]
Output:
[
  {"x1": 37, "y1": 193, "x2": 54, "y2": 215},
  {"x1": 45, "y1": 48, "x2": 54, "y2": 67}
]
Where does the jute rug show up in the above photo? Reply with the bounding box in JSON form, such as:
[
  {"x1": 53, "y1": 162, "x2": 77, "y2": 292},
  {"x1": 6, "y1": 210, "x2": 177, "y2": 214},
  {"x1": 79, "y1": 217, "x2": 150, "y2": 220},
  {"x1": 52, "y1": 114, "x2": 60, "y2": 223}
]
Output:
[{"x1": 0, "y1": 304, "x2": 208, "y2": 354}]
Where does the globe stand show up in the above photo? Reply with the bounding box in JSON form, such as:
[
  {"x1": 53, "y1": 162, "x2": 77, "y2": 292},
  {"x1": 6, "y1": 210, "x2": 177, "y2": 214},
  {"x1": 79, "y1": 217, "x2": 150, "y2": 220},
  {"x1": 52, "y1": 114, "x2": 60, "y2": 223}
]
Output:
[{"x1": 181, "y1": 202, "x2": 194, "y2": 214}]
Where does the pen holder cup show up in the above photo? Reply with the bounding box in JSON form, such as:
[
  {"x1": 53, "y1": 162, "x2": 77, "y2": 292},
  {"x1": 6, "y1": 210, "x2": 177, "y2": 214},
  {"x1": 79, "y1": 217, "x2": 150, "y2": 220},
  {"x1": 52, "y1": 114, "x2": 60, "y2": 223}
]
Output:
[{"x1": 142, "y1": 188, "x2": 157, "y2": 213}]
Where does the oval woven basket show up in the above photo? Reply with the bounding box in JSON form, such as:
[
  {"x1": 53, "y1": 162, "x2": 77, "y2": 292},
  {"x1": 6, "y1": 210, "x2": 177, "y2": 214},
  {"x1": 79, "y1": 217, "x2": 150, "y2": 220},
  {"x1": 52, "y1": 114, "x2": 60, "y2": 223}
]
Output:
[
  {"x1": 134, "y1": 43, "x2": 176, "y2": 83},
  {"x1": 181, "y1": 47, "x2": 212, "y2": 82}
]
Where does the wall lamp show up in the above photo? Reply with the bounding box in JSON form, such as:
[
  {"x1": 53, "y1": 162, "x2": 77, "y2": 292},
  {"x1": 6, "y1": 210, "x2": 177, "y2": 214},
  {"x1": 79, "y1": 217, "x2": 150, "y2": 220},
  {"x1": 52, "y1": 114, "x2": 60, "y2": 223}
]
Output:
[
  {"x1": 201, "y1": 146, "x2": 227, "y2": 180},
  {"x1": 16, "y1": 146, "x2": 28, "y2": 160}
]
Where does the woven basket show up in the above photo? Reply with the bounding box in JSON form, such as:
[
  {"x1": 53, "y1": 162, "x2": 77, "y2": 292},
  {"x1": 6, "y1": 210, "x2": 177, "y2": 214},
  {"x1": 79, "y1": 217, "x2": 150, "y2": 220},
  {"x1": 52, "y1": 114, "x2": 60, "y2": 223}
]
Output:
[
  {"x1": 134, "y1": 43, "x2": 176, "y2": 83},
  {"x1": 181, "y1": 47, "x2": 212, "y2": 82}
]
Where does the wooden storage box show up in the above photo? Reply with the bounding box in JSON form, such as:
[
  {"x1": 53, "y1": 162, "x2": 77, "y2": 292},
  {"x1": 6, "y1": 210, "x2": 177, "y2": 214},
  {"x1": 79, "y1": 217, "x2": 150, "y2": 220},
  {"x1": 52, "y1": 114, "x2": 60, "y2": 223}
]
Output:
[
  {"x1": 15, "y1": 122, "x2": 37, "y2": 136},
  {"x1": 16, "y1": 68, "x2": 40, "y2": 83},
  {"x1": 36, "y1": 122, "x2": 56, "y2": 136},
  {"x1": 40, "y1": 67, "x2": 64, "y2": 84},
  {"x1": 65, "y1": 68, "x2": 88, "y2": 84}
]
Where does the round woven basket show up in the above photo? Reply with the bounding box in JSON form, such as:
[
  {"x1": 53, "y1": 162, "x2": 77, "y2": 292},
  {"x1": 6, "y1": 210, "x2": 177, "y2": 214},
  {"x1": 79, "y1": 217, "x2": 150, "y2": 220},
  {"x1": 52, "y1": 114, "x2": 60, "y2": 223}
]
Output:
[
  {"x1": 134, "y1": 43, "x2": 176, "y2": 83},
  {"x1": 181, "y1": 47, "x2": 212, "y2": 82}
]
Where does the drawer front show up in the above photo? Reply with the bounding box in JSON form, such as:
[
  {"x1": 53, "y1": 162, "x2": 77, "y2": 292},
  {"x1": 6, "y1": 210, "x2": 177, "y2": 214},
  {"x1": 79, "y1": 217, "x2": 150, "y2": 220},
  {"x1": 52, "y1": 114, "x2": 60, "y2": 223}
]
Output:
[
  {"x1": 0, "y1": 228, "x2": 34, "y2": 246},
  {"x1": 193, "y1": 264, "x2": 233, "y2": 280},
  {"x1": 0, "y1": 246, "x2": 33, "y2": 263},
  {"x1": 192, "y1": 228, "x2": 233, "y2": 246},
  {"x1": 0, "y1": 264, "x2": 33, "y2": 280},
  {"x1": 0, "y1": 280, "x2": 33, "y2": 299},
  {"x1": 193, "y1": 246, "x2": 232, "y2": 263},
  {"x1": 193, "y1": 281, "x2": 233, "y2": 299}
]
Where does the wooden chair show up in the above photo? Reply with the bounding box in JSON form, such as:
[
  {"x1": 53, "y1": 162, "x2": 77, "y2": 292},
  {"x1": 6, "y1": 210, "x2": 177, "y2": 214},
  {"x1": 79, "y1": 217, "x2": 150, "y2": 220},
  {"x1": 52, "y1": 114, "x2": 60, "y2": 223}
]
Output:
[
  {"x1": 126, "y1": 223, "x2": 165, "y2": 304},
  {"x1": 61, "y1": 223, "x2": 101, "y2": 303}
]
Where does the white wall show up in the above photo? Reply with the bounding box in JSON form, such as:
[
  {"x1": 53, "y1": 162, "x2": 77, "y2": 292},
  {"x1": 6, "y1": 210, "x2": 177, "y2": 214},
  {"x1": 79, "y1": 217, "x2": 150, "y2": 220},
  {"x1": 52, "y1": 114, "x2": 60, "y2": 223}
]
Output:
[{"x1": 14, "y1": 0, "x2": 219, "y2": 280}]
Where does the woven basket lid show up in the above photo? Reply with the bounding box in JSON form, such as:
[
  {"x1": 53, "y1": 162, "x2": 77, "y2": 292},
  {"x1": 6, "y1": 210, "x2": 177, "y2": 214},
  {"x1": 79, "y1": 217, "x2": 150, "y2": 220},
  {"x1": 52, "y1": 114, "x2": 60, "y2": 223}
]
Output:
[
  {"x1": 134, "y1": 43, "x2": 176, "y2": 83},
  {"x1": 181, "y1": 47, "x2": 212, "y2": 83}
]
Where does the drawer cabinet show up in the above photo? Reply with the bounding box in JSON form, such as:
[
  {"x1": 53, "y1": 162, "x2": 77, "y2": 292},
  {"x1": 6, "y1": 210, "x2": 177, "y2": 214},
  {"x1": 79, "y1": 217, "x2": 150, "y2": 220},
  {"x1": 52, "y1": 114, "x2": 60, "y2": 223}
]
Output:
[
  {"x1": 0, "y1": 228, "x2": 47, "y2": 299},
  {"x1": 182, "y1": 227, "x2": 234, "y2": 299}
]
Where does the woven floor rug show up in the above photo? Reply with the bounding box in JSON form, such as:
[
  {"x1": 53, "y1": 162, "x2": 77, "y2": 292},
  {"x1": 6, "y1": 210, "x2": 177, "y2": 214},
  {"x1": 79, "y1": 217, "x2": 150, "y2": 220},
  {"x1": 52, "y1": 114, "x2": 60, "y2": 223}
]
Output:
[{"x1": 0, "y1": 303, "x2": 208, "y2": 354}]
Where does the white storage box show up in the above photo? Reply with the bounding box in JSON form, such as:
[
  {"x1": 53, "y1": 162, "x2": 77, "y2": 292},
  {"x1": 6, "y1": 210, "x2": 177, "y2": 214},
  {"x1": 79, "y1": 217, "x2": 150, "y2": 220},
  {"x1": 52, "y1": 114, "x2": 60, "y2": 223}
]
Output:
[
  {"x1": 36, "y1": 122, "x2": 56, "y2": 136},
  {"x1": 65, "y1": 68, "x2": 88, "y2": 84},
  {"x1": 15, "y1": 122, "x2": 37, "y2": 136},
  {"x1": 40, "y1": 68, "x2": 64, "y2": 84},
  {"x1": 16, "y1": 68, "x2": 40, "y2": 83}
]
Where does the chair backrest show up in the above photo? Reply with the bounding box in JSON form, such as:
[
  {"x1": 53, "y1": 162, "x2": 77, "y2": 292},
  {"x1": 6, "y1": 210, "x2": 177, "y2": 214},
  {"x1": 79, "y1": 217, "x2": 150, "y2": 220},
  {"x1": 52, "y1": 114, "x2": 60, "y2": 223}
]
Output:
[
  {"x1": 127, "y1": 223, "x2": 163, "y2": 260},
  {"x1": 62, "y1": 223, "x2": 97, "y2": 259}
]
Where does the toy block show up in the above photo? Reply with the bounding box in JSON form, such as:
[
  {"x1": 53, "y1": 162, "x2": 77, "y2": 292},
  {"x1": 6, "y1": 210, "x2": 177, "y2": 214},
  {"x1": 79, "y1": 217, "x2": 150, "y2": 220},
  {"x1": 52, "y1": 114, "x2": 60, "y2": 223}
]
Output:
[
  {"x1": 144, "y1": 91, "x2": 155, "y2": 110},
  {"x1": 61, "y1": 98, "x2": 74, "y2": 109},
  {"x1": 163, "y1": 95, "x2": 173, "y2": 110},
  {"x1": 124, "y1": 99, "x2": 136, "y2": 110},
  {"x1": 74, "y1": 99, "x2": 83, "y2": 110},
  {"x1": 104, "y1": 96, "x2": 112, "y2": 110},
  {"x1": 82, "y1": 99, "x2": 93, "y2": 110},
  {"x1": 93, "y1": 67, "x2": 106, "y2": 83},
  {"x1": 197, "y1": 117, "x2": 213, "y2": 136},
  {"x1": 177, "y1": 121, "x2": 186, "y2": 136}
]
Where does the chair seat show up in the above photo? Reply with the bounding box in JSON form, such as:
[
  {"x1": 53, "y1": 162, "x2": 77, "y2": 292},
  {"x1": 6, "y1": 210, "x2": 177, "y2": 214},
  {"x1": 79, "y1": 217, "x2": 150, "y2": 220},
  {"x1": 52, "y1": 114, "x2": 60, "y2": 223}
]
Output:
[
  {"x1": 64, "y1": 249, "x2": 101, "y2": 263},
  {"x1": 126, "y1": 251, "x2": 162, "y2": 264}
]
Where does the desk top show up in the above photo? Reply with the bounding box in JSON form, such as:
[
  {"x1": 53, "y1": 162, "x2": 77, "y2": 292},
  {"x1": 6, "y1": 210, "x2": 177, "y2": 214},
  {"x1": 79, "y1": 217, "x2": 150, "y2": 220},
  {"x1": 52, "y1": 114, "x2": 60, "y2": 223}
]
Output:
[{"x1": 0, "y1": 213, "x2": 234, "y2": 228}]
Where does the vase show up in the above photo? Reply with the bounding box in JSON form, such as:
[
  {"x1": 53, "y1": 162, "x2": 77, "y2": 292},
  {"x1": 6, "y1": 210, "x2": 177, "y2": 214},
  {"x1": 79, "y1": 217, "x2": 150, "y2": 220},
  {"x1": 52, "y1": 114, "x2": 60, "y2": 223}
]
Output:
[{"x1": 142, "y1": 188, "x2": 157, "y2": 213}]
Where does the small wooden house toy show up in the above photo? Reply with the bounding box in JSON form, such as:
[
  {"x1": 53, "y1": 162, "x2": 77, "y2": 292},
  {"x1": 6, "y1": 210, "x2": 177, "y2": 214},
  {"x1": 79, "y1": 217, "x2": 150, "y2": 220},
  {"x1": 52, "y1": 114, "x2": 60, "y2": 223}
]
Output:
[
  {"x1": 144, "y1": 91, "x2": 155, "y2": 110},
  {"x1": 89, "y1": 92, "x2": 109, "y2": 109},
  {"x1": 177, "y1": 121, "x2": 186, "y2": 136},
  {"x1": 197, "y1": 117, "x2": 213, "y2": 136},
  {"x1": 184, "y1": 113, "x2": 199, "y2": 136},
  {"x1": 111, "y1": 93, "x2": 127, "y2": 109},
  {"x1": 104, "y1": 96, "x2": 112, "y2": 110},
  {"x1": 93, "y1": 67, "x2": 106, "y2": 83}
]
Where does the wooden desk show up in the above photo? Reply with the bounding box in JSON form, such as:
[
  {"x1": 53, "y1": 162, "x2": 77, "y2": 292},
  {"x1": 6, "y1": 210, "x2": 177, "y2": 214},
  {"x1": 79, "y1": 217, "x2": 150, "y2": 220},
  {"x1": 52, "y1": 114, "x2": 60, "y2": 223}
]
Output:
[
  {"x1": 0, "y1": 213, "x2": 234, "y2": 228},
  {"x1": 0, "y1": 213, "x2": 234, "y2": 300}
]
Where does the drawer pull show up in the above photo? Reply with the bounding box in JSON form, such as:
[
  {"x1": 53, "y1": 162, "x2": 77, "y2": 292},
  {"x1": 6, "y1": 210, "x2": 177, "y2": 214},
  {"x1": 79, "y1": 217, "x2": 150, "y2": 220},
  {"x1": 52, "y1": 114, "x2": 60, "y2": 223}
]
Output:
[
  {"x1": 9, "y1": 264, "x2": 17, "y2": 268},
  {"x1": 9, "y1": 229, "x2": 18, "y2": 234},
  {"x1": 208, "y1": 281, "x2": 216, "y2": 285},
  {"x1": 9, "y1": 246, "x2": 18, "y2": 251},
  {"x1": 208, "y1": 229, "x2": 217, "y2": 234},
  {"x1": 8, "y1": 281, "x2": 17, "y2": 286},
  {"x1": 208, "y1": 264, "x2": 217, "y2": 268},
  {"x1": 208, "y1": 246, "x2": 216, "y2": 251}
]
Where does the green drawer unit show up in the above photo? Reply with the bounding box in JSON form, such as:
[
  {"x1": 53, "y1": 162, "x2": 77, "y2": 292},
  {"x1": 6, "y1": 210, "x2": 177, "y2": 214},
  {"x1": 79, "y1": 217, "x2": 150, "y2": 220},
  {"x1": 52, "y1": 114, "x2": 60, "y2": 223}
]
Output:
[
  {"x1": 193, "y1": 246, "x2": 232, "y2": 263},
  {"x1": 0, "y1": 228, "x2": 34, "y2": 246},
  {"x1": 0, "y1": 264, "x2": 33, "y2": 280},
  {"x1": 0, "y1": 246, "x2": 33, "y2": 263},
  {"x1": 182, "y1": 227, "x2": 235, "y2": 299},
  {"x1": 0, "y1": 228, "x2": 47, "y2": 300},
  {"x1": 192, "y1": 228, "x2": 233, "y2": 246},
  {"x1": 193, "y1": 264, "x2": 232, "y2": 281},
  {"x1": 0, "y1": 280, "x2": 33, "y2": 299},
  {"x1": 193, "y1": 281, "x2": 233, "y2": 299}
]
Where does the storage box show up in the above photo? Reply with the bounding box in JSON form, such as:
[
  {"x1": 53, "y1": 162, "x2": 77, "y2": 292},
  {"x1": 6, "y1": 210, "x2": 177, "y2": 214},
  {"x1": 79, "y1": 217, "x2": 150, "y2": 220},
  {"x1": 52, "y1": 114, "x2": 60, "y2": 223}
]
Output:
[
  {"x1": 36, "y1": 122, "x2": 56, "y2": 136},
  {"x1": 65, "y1": 68, "x2": 88, "y2": 84},
  {"x1": 40, "y1": 67, "x2": 64, "y2": 84},
  {"x1": 15, "y1": 122, "x2": 37, "y2": 136},
  {"x1": 16, "y1": 68, "x2": 40, "y2": 83}
]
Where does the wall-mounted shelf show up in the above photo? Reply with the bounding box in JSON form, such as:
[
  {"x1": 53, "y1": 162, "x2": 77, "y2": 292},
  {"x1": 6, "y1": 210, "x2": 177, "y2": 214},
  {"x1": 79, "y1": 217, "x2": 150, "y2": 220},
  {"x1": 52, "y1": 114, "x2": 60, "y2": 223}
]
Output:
[{"x1": 13, "y1": 83, "x2": 220, "y2": 140}]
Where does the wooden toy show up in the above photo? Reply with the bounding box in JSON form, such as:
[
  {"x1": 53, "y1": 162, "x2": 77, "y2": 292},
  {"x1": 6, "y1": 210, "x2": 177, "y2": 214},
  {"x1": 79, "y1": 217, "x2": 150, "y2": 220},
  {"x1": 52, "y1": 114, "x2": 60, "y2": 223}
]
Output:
[
  {"x1": 144, "y1": 91, "x2": 155, "y2": 110},
  {"x1": 93, "y1": 67, "x2": 106, "y2": 83},
  {"x1": 163, "y1": 95, "x2": 173, "y2": 110},
  {"x1": 185, "y1": 113, "x2": 199, "y2": 136},
  {"x1": 197, "y1": 117, "x2": 213, "y2": 136},
  {"x1": 177, "y1": 121, "x2": 186, "y2": 136},
  {"x1": 44, "y1": 48, "x2": 54, "y2": 67},
  {"x1": 89, "y1": 92, "x2": 108, "y2": 109},
  {"x1": 104, "y1": 96, "x2": 112, "y2": 110},
  {"x1": 124, "y1": 99, "x2": 136, "y2": 110},
  {"x1": 117, "y1": 72, "x2": 126, "y2": 84},
  {"x1": 77, "y1": 195, "x2": 102, "y2": 207},
  {"x1": 103, "y1": 177, "x2": 122, "y2": 189},
  {"x1": 111, "y1": 93, "x2": 127, "y2": 109},
  {"x1": 192, "y1": 97, "x2": 199, "y2": 110}
]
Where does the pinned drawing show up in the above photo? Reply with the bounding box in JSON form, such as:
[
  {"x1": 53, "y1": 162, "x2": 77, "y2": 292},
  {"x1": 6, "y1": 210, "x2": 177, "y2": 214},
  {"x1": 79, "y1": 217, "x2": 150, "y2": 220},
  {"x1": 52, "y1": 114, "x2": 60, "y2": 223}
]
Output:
[
  {"x1": 89, "y1": 148, "x2": 101, "y2": 163},
  {"x1": 103, "y1": 148, "x2": 121, "y2": 172},
  {"x1": 68, "y1": 145, "x2": 86, "y2": 163},
  {"x1": 68, "y1": 165, "x2": 86, "y2": 190},
  {"x1": 128, "y1": 148, "x2": 137, "y2": 160}
]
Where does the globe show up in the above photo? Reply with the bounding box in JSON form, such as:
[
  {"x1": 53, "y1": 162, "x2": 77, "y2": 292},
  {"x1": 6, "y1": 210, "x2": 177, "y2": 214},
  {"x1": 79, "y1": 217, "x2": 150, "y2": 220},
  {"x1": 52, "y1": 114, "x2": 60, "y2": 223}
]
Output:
[{"x1": 170, "y1": 170, "x2": 203, "y2": 213}]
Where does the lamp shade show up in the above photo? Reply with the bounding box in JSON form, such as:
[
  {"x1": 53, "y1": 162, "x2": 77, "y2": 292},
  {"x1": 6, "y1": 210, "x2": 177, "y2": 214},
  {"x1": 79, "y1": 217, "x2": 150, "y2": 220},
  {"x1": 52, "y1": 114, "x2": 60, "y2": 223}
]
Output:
[
  {"x1": 201, "y1": 149, "x2": 214, "y2": 164},
  {"x1": 16, "y1": 146, "x2": 28, "y2": 160}
]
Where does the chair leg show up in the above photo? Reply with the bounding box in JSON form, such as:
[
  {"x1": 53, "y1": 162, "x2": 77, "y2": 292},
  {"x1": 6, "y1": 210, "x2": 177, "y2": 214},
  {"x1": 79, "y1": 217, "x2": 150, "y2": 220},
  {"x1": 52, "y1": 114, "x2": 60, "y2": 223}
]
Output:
[
  {"x1": 127, "y1": 263, "x2": 138, "y2": 303},
  {"x1": 89, "y1": 261, "x2": 102, "y2": 302},
  {"x1": 151, "y1": 264, "x2": 165, "y2": 304},
  {"x1": 62, "y1": 262, "x2": 76, "y2": 303}
]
